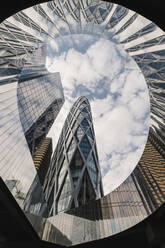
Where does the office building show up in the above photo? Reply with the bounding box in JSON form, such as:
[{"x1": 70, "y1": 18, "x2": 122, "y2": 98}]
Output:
[
  {"x1": 46, "y1": 131, "x2": 163, "y2": 245},
  {"x1": 132, "y1": 130, "x2": 165, "y2": 212},
  {"x1": 17, "y1": 45, "x2": 64, "y2": 216},
  {"x1": 17, "y1": 45, "x2": 64, "y2": 157},
  {"x1": 33, "y1": 137, "x2": 53, "y2": 186},
  {"x1": 0, "y1": 39, "x2": 64, "y2": 216},
  {"x1": 48, "y1": 129, "x2": 165, "y2": 245},
  {"x1": 1, "y1": 0, "x2": 165, "y2": 246},
  {"x1": 23, "y1": 138, "x2": 53, "y2": 217},
  {"x1": 44, "y1": 96, "x2": 104, "y2": 215}
]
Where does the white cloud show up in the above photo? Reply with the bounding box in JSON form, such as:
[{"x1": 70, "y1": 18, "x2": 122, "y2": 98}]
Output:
[
  {"x1": 128, "y1": 96, "x2": 150, "y2": 120},
  {"x1": 46, "y1": 34, "x2": 150, "y2": 196}
]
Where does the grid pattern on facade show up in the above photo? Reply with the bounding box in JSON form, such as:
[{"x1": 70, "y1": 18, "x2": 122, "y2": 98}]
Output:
[
  {"x1": 24, "y1": 99, "x2": 63, "y2": 156},
  {"x1": 1, "y1": 0, "x2": 165, "y2": 146},
  {"x1": 27, "y1": 172, "x2": 150, "y2": 246},
  {"x1": 17, "y1": 69, "x2": 64, "y2": 156},
  {"x1": 44, "y1": 96, "x2": 104, "y2": 215},
  {"x1": 25, "y1": 129, "x2": 165, "y2": 246},
  {"x1": 1, "y1": 0, "x2": 165, "y2": 246},
  {"x1": 134, "y1": 130, "x2": 165, "y2": 210},
  {"x1": 33, "y1": 137, "x2": 53, "y2": 186},
  {"x1": 0, "y1": 41, "x2": 64, "y2": 217},
  {"x1": 66, "y1": 174, "x2": 150, "y2": 221}
]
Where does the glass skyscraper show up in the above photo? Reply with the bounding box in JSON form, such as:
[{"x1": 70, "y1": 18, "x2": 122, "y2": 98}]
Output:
[
  {"x1": 44, "y1": 96, "x2": 103, "y2": 215},
  {"x1": 38, "y1": 130, "x2": 161, "y2": 246},
  {"x1": 1, "y1": 0, "x2": 165, "y2": 246},
  {"x1": 17, "y1": 45, "x2": 64, "y2": 156},
  {"x1": 0, "y1": 37, "x2": 64, "y2": 216}
]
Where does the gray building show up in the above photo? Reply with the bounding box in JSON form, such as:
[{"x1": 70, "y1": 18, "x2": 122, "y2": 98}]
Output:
[
  {"x1": 0, "y1": 40, "x2": 64, "y2": 216},
  {"x1": 16, "y1": 45, "x2": 64, "y2": 217}
]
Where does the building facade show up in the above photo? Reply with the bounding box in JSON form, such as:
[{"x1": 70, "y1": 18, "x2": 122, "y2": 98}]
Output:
[
  {"x1": 0, "y1": 40, "x2": 64, "y2": 216},
  {"x1": 33, "y1": 137, "x2": 53, "y2": 186},
  {"x1": 43, "y1": 130, "x2": 164, "y2": 245},
  {"x1": 44, "y1": 96, "x2": 104, "y2": 215},
  {"x1": 16, "y1": 45, "x2": 64, "y2": 217},
  {"x1": 132, "y1": 129, "x2": 165, "y2": 212},
  {"x1": 17, "y1": 45, "x2": 64, "y2": 157},
  {"x1": 1, "y1": 0, "x2": 165, "y2": 246}
]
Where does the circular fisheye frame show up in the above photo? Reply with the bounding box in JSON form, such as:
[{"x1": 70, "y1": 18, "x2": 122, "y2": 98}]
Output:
[{"x1": 0, "y1": 0, "x2": 164, "y2": 246}]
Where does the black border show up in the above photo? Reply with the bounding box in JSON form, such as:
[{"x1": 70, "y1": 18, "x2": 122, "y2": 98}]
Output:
[
  {"x1": 0, "y1": 1, "x2": 165, "y2": 248},
  {"x1": 0, "y1": 0, "x2": 165, "y2": 31}
]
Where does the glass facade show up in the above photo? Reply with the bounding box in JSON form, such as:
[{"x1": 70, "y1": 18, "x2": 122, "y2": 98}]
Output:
[
  {"x1": 44, "y1": 96, "x2": 104, "y2": 215},
  {"x1": 0, "y1": 27, "x2": 64, "y2": 217},
  {"x1": 25, "y1": 170, "x2": 150, "y2": 246},
  {"x1": 17, "y1": 45, "x2": 64, "y2": 156},
  {"x1": 1, "y1": 0, "x2": 165, "y2": 246}
]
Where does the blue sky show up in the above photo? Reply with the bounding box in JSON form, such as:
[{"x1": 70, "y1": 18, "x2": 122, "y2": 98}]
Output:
[
  {"x1": 2, "y1": 0, "x2": 165, "y2": 218},
  {"x1": 46, "y1": 34, "x2": 150, "y2": 195}
]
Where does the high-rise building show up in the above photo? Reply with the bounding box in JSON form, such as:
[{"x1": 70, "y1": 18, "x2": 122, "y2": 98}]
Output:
[
  {"x1": 39, "y1": 167, "x2": 151, "y2": 246},
  {"x1": 1, "y1": 0, "x2": 165, "y2": 246},
  {"x1": 15, "y1": 45, "x2": 65, "y2": 217},
  {"x1": 23, "y1": 138, "x2": 53, "y2": 218},
  {"x1": 33, "y1": 137, "x2": 53, "y2": 186},
  {"x1": 132, "y1": 130, "x2": 165, "y2": 212},
  {"x1": 44, "y1": 96, "x2": 104, "y2": 215},
  {"x1": 0, "y1": 39, "x2": 64, "y2": 216},
  {"x1": 46, "y1": 132, "x2": 162, "y2": 246},
  {"x1": 47, "y1": 129, "x2": 165, "y2": 245},
  {"x1": 17, "y1": 45, "x2": 64, "y2": 157}
]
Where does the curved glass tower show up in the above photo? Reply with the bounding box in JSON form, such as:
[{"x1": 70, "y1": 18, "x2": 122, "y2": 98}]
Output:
[
  {"x1": 1, "y1": 0, "x2": 165, "y2": 246},
  {"x1": 45, "y1": 96, "x2": 103, "y2": 215}
]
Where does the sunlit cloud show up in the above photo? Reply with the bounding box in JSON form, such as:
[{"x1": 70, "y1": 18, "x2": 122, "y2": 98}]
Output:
[{"x1": 46, "y1": 33, "x2": 150, "y2": 195}]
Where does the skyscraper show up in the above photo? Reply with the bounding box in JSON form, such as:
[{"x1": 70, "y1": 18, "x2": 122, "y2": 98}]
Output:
[
  {"x1": 0, "y1": 39, "x2": 64, "y2": 216},
  {"x1": 15, "y1": 45, "x2": 65, "y2": 217},
  {"x1": 1, "y1": 0, "x2": 165, "y2": 246},
  {"x1": 47, "y1": 131, "x2": 161, "y2": 246},
  {"x1": 49, "y1": 129, "x2": 165, "y2": 245},
  {"x1": 17, "y1": 45, "x2": 64, "y2": 157},
  {"x1": 132, "y1": 129, "x2": 165, "y2": 212},
  {"x1": 33, "y1": 137, "x2": 53, "y2": 186},
  {"x1": 44, "y1": 96, "x2": 104, "y2": 215}
]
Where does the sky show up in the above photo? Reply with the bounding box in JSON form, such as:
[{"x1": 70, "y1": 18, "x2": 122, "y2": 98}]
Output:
[{"x1": 46, "y1": 33, "x2": 150, "y2": 195}]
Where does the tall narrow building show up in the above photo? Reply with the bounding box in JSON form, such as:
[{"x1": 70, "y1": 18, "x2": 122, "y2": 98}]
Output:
[
  {"x1": 44, "y1": 96, "x2": 104, "y2": 215},
  {"x1": 17, "y1": 45, "x2": 64, "y2": 157},
  {"x1": 0, "y1": 40, "x2": 64, "y2": 216},
  {"x1": 15, "y1": 45, "x2": 65, "y2": 217}
]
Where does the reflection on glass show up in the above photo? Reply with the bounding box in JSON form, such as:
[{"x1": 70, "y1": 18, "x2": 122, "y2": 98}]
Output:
[
  {"x1": 1, "y1": 0, "x2": 165, "y2": 246},
  {"x1": 48, "y1": 96, "x2": 104, "y2": 215}
]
